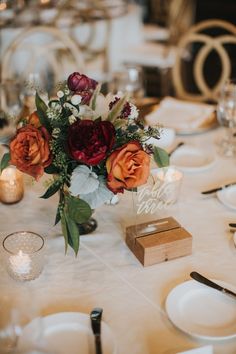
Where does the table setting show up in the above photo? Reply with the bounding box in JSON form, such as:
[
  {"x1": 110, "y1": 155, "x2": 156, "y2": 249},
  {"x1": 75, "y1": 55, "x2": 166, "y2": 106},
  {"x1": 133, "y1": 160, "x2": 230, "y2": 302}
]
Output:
[{"x1": 0, "y1": 71, "x2": 236, "y2": 354}]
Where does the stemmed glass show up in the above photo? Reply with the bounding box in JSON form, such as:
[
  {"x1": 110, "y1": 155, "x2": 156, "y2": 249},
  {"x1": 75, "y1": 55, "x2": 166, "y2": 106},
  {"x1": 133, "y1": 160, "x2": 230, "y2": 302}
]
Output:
[
  {"x1": 0, "y1": 289, "x2": 47, "y2": 353},
  {"x1": 110, "y1": 64, "x2": 145, "y2": 100},
  {"x1": 216, "y1": 78, "x2": 236, "y2": 157}
]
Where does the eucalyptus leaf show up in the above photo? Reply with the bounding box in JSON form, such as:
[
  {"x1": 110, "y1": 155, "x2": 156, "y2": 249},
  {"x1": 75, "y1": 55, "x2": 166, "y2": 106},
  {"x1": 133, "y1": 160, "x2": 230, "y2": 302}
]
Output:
[
  {"x1": 0, "y1": 152, "x2": 10, "y2": 172},
  {"x1": 40, "y1": 180, "x2": 61, "y2": 199},
  {"x1": 67, "y1": 195, "x2": 92, "y2": 223},
  {"x1": 107, "y1": 95, "x2": 127, "y2": 122},
  {"x1": 153, "y1": 146, "x2": 169, "y2": 167},
  {"x1": 80, "y1": 177, "x2": 114, "y2": 209},
  {"x1": 35, "y1": 92, "x2": 51, "y2": 132},
  {"x1": 69, "y1": 165, "x2": 99, "y2": 196}
]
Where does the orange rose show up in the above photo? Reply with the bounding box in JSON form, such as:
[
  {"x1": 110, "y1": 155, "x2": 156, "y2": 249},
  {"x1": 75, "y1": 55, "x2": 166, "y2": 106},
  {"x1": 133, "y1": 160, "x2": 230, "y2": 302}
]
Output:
[
  {"x1": 106, "y1": 141, "x2": 150, "y2": 194},
  {"x1": 27, "y1": 111, "x2": 41, "y2": 128},
  {"x1": 10, "y1": 124, "x2": 52, "y2": 180}
]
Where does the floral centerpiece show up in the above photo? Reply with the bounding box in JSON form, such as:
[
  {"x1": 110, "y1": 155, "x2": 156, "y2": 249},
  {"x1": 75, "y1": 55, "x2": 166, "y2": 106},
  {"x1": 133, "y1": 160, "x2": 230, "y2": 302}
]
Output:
[{"x1": 0, "y1": 72, "x2": 169, "y2": 254}]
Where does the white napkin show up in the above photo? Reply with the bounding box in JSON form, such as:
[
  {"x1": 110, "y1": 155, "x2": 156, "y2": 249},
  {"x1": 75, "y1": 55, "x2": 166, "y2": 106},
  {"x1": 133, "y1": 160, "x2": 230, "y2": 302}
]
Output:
[
  {"x1": 177, "y1": 345, "x2": 213, "y2": 354},
  {"x1": 145, "y1": 97, "x2": 215, "y2": 132}
]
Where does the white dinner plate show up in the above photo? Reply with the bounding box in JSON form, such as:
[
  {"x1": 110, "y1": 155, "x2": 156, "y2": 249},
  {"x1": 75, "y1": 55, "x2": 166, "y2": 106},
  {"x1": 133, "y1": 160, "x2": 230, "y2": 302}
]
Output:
[
  {"x1": 170, "y1": 146, "x2": 215, "y2": 172},
  {"x1": 217, "y1": 185, "x2": 236, "y2": 211},
  {"x1": 165, "y1": 280, "x2": 236, "y2": 340},
  {"x1": 18, "y1": 312, "x2": 116, "y2": 354}
]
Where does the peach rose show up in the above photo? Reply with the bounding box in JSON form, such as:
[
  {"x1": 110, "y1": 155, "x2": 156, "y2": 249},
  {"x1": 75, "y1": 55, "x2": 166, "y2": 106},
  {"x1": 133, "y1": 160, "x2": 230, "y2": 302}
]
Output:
[
  {"x1": 10, "y1": 124, "x2": 52, "y2": 180},
  {"x1": 27, "y1": 111, "x2": 41, "y2": 128},
  {"x1": 106, "y1": 141, "x2": 150, "y2": 194}
]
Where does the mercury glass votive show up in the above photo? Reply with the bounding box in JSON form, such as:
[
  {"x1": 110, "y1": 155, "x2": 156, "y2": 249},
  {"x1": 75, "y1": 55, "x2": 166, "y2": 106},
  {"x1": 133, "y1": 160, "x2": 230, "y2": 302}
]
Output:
[
  {"x1": 0, "y1": 166, "x2": 24, "y2": 204},
  {"x1": 2, "y1": 231, "x2": 45, "y2": 281},
  {"x1": 151, "y1": 166, "x2": 183, "y2": 205}
]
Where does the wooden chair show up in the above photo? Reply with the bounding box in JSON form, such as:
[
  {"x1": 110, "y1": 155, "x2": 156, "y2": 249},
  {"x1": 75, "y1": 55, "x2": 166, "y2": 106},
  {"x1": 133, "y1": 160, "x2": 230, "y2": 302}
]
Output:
[
  {"x1": 1, "y1": 26, "x2": 85, "y2": 92},
  {"x1": 172, "y1": 19, "x2": 236, "y2": 102}
]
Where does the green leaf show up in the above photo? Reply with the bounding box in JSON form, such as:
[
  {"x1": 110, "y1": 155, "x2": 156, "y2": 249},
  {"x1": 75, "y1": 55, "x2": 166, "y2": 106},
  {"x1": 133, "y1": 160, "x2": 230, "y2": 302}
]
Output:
[
  {"x1": 60, "y1": 211, "x2": 68, "y2": 254},
  {"x1": 113, "y1": 119, "x2": 127, "y2": 129},
  {"x1": 0, "y1": 152, "x2": 10, "y2": 173},
  {"x1": 40, "y1": 180, "x2": 61, "y2": 199},
  {"x1": 90, "y1": 83, "x2": 101, "y2": 111},
  {"x1": 153, "y1": 146, "x2": 170, "y2": 168},
  {"x1": 67, "y1": 195, "x2": 92, "y2": 223},
  {"x1": 65, "y1": 211, "x2": 80, "y2": 256},
  {"x1": 35, "y1": 92, "x2": 51, "y2": 132},
  {"x1": 55, "y1": 205, "x2": 61, "y2": 225},
  {"x1": 44, "y1": 164, "x2": 60, "y2": 174},
  {"x1": 107, "y1": 95, "x2": 127, "y2": 122}
]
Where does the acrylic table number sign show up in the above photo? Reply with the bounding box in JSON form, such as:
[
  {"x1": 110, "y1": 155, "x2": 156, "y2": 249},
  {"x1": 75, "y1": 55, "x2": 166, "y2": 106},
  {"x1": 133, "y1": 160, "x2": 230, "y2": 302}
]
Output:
[
  {"x1": 136, "y1": 166, "x2": 184, "y2": 215},
  {"x1": 2, "y1": 231, "x2": 45, "y2": 281}
]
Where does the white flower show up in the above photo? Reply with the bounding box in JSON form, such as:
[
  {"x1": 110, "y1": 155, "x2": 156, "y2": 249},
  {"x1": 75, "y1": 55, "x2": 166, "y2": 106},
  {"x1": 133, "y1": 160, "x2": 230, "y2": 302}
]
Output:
[
  {"x1": 63, "y1": 102, "x2": 79, "y2": 117},
  {"x1": 57, "y1": 90, "x2": 64, "y2": 98},
  {"x1": 93, "y1": 93, "x2": 113, "y2": 120},
  {"x1": 78, "y1": 105, "x2": 94, "y2": 119},
  {"x1": 129, "y1": 103, "x2": 139, "y2": 120},
  {"x1": 71, "y1": 95, "x2": 82, "y2": 105},
  {"x1": 52, "y1": 128, "x2": 61, "y2": 138},
  {"x1": 68, "y1": 115, "x2": 77, "y2": 125}
]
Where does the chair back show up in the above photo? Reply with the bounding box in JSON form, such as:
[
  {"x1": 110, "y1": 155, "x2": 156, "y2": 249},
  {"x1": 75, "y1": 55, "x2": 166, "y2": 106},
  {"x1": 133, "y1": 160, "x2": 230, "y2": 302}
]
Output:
[
  {"x1": 1, "y1": 26, "x2": 85, "y2": 93},
  {"x1": 172, "y1": 19, "x2": 236, "y2": 102}
]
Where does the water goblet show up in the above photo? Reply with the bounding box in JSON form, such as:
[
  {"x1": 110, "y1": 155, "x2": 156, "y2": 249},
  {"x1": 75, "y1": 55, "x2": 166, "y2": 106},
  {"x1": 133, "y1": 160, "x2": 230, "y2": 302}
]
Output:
[
  {"x1": 110, "y1": 64, "x2": 145, "y2": 100},
  {"x1": 216, "y1": 78, "x2": 236, "y2": 157}
]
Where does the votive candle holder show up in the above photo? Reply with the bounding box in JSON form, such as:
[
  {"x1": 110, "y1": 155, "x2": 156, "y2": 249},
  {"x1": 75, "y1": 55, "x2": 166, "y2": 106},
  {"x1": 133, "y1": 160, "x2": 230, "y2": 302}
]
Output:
[{"x1": 2, "y1": 231, "x2": 45, "y2": 281}]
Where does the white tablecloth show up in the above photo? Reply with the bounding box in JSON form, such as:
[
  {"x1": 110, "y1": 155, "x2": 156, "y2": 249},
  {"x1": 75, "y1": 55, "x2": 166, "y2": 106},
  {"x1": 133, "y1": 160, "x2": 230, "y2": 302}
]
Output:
[{"x1": 0, "y1": 127, "x2": 236, "y2": 354}]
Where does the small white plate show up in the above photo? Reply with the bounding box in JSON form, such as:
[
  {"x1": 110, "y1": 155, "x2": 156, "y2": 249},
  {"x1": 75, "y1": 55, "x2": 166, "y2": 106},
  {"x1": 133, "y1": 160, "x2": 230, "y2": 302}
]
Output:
[
  {"x1": 165, "y1": 280, "x2": 236, "y2": 340},
  {"x1": 18, "y1": 312, "x2": 116, "y2": 354},
  {"x1": 217, "y1": 185, "x2": 236, "y2": 211},
  {"x1": 170, "y1": 146, "x2": 215, "y2": 172}
]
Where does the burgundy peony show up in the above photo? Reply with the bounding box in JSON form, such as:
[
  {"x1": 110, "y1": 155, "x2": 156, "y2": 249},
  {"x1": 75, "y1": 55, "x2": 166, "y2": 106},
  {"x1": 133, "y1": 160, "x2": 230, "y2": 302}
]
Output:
[
  {"x1": 67, "y1": 72, "x2": 97, "y2": 92},
  {"x1": 68, "y1": 119, "x2": 115, "y2": 165}
]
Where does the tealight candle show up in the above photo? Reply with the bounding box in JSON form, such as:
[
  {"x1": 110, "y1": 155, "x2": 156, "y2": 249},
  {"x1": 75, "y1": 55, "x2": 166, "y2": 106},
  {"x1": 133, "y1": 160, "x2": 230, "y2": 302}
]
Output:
[
  {"x1": 0, "y1": 166, "x2": 24, "y2": 204},
  {"x1": 2, "y1": 231, "x2": 45, "y2": 281},
  {"x1": 9, "y1": 250, "x2": 32, "y2": 276},
  {"x1": 151, "y1": 166, "x2": 183, "y2": 205}
]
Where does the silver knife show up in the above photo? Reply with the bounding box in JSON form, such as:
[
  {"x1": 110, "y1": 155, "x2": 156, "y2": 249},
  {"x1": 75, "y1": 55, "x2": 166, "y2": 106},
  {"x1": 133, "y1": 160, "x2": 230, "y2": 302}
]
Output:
[
  {"x1": 201, "y1": 182, "x2": 236, "y2": 194},
  {"x1": 90, "y1": 308, "x2": 103, "y2": 354},
  {"x1": 190, "y1": 271, "x2": 236, "y2": 299}
]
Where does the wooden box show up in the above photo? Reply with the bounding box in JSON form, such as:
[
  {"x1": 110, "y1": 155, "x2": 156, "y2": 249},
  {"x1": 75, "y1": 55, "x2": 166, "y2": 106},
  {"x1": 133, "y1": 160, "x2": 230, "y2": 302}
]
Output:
[{"x1": 125, "y1": 217, "x2": 192, "y2": 267}]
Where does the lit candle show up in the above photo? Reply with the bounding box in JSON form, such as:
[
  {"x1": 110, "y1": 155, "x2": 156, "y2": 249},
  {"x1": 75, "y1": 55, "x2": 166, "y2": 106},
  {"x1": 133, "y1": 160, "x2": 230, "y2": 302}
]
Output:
[
  {"x1": 151, "y1": 166, "x2": 183, "y2": 205},
  {"x1": 9, "y1": 250, "x2": 32, "y2": 277},
  {"x1": 0, "y1": 166, "x2": 24, "y2": 204}
]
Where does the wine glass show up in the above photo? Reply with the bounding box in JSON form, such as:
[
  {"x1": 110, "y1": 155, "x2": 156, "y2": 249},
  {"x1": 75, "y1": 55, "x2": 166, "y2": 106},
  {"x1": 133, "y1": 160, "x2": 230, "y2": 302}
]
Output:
[
  {"x1": 217, "y1": 78, "x2": 236, "y2": 157},
  {"x1": 0, "y1": 295, "x2": 20, "y2": 353},
  {"x1": 110, "y1": 64, "x2": 145, "y2": 100},
  {"x1": 0, "y1": 288, "x2": 46, "y2": 354}
]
